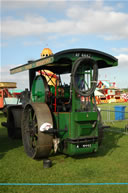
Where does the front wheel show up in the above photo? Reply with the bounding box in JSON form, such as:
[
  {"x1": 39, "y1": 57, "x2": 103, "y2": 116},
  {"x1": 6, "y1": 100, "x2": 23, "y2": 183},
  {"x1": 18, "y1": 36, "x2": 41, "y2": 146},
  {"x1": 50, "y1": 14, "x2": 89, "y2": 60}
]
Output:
[{"x1": 21, "y1": 103, "x2": 53, "y2": 159}]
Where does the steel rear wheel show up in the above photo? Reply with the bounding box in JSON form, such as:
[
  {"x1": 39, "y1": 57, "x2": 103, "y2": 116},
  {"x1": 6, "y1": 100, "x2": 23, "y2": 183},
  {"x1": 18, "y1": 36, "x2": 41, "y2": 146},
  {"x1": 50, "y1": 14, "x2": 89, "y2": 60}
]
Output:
[
  {"x1": 7, "y1": 106, "x2": 23, "y2": 139},
  {"x1": 21, "y1": 103, "x2": 53, "y2": 159}
]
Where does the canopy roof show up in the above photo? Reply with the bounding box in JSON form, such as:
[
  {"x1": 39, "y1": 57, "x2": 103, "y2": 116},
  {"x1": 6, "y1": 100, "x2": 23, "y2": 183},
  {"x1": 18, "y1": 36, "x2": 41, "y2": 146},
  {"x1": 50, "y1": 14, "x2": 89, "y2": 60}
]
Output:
[{"x1": 10, "y1": 48, "x2": 118, "y2": 75}]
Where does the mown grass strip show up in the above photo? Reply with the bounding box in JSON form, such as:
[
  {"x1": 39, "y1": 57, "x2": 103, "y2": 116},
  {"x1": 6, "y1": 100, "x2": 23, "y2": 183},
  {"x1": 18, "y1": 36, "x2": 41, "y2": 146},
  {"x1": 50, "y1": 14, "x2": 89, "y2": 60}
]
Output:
[{"x1": 0, "y1": 183, "x2": 128, "y2": 186}]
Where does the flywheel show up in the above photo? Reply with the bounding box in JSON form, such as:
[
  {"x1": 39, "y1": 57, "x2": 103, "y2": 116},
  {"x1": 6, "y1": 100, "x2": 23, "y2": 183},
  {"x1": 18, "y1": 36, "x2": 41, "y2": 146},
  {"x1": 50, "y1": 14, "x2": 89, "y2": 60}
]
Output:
[{"x1": 21, "y1": 103, "x2": 53, "y2": 159}]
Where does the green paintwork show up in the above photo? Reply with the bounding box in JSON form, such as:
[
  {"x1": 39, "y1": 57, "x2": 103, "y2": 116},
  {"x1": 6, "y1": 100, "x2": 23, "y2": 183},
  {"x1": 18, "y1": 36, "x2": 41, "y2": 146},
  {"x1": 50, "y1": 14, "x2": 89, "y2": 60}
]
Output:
[
  {"x1": 9, "y1": 48, "x2": 118, "y2": 157},
  {"x1": 53, "y1": 111, "x2": 98, "y2": 156},
  {"x1": 31, "y1": 76, "x2": 46, "y2": 103}
]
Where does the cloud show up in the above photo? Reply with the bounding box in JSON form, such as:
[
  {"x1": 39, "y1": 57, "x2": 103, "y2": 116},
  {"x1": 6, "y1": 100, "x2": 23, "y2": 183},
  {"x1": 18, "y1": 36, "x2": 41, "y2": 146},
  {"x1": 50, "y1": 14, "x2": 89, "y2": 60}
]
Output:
[
  {"x1": 112, "y1": 48, "x2": 128, "y2": 53},
  {"x1": 99, "y1": 53, "x2": 128, "y2": 88},
  {"x1": 116, "y1": 54, "x2": 128, "y2": 88},
  {"x1": 116, "y1": 54, "x2": 128, "y2": 67},
  {"x1": 0, "y1": 64, "x2": 29, "y2": 89},
  {"x1": 1, "y1": 0, "x2": 67, "y2": 10},
  {"x1": 1, "y1": 1, "x2": 128, "y2": 40}
]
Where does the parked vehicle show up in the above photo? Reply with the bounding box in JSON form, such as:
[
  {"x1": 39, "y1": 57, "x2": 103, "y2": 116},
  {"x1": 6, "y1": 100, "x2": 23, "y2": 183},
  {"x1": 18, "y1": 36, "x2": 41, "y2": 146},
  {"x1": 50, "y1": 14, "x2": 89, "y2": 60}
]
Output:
[{"x1": 5, "y1": 48, "x2": 118, "y2": 159}]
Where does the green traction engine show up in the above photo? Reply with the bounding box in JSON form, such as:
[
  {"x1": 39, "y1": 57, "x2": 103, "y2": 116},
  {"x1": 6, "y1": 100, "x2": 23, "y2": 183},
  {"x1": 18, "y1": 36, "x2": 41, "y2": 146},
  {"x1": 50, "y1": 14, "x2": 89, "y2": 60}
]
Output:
[{"x1": 10, "y1": 48, "x2": 118, "y2": 159}]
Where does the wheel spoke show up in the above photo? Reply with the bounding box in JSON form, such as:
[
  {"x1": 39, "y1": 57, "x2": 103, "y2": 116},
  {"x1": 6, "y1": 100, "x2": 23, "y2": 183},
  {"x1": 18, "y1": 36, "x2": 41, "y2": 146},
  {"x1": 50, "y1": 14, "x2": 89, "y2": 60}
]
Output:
[
  {"x1": 33, "y1": 112, "x2": 36, "y2": 121},
  {"x1": 34, "y1": 123, "x2": 38, "y2": 128},
  {"x1": 32, "y1": 137, "x2": 37, "y2": 148},
  {"x1": 25, "y1": 107, "x2": 38, "y2": 149}
]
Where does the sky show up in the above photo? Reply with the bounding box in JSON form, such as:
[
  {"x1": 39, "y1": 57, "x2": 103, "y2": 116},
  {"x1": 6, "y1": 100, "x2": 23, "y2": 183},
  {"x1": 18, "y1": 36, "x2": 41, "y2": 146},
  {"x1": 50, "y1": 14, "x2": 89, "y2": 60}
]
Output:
[{"x1": 1, "y1": 0, "x2": 128, "y2": 89}]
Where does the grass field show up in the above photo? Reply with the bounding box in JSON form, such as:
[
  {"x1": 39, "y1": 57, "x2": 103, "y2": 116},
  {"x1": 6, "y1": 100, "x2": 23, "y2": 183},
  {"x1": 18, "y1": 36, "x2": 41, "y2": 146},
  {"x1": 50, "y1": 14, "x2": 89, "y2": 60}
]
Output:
[
  {"x1": 0, "y1": 103, "x2": 128, "y2": 193},
  {"x1": 99, "y1": 102, "x2": 128, "y2": 122}
]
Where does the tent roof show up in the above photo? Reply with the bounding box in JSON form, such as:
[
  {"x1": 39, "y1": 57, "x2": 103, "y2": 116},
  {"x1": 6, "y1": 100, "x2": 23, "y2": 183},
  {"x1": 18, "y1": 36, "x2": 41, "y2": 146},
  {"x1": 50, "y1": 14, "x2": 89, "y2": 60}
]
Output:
[{"x1": 95, "y1": 90, "x2": 104, "y2": 96}]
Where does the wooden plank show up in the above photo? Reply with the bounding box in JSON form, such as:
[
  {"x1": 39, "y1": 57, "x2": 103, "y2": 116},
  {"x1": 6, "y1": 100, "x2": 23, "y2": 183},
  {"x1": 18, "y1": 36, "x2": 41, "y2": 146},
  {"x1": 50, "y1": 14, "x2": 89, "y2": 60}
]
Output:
[{"x1": 0, "y1": 82, "x2": 17, "y2": 88}]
